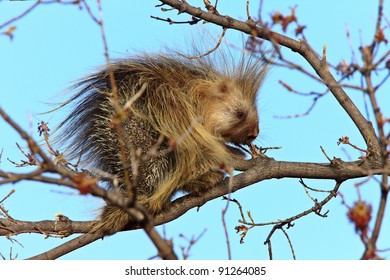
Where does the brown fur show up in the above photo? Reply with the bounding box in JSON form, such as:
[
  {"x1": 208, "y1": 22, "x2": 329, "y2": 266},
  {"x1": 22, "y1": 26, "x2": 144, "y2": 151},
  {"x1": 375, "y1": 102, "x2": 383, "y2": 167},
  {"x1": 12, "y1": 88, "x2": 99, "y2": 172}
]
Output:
[{"x1": 57, "y1": 50, "x2": 268, "y2": 235}]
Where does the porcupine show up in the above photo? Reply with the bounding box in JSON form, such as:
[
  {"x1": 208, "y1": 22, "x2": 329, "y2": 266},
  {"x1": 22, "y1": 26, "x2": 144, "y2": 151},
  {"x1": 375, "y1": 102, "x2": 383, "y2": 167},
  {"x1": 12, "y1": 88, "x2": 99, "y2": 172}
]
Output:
[{"x1": 58, "y1": 50, "x2": 268, "y2": 235}]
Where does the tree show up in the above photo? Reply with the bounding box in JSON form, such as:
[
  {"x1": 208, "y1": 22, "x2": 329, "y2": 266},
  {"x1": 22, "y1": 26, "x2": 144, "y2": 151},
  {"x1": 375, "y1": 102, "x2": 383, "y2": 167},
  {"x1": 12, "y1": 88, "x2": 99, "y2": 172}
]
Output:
[{"x1": 0, "y1": 0, "x2": 389, "y2": 260}]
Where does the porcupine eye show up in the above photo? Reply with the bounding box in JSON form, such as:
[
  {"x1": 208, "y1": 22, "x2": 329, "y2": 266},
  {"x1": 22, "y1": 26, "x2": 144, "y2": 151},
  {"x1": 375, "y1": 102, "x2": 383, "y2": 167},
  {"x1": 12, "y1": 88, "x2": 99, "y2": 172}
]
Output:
[{"x1": 236, "y1": 110, "x2": 245, "y2": 120}]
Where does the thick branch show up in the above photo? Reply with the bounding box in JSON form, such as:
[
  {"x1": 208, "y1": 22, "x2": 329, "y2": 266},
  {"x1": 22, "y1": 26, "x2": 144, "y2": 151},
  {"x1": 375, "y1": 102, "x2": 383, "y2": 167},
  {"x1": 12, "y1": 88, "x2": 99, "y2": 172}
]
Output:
[
  {"x1": 26, "y1": 233, "x2": 103, "y2": 260},
  {"x1": 151, "y1": 156, "x2": 384, "y2": 227},
  {"x1": 0, "y1": 218, "x2": 92, "y2": 236},
  {"x1": 2, "y1": 154, "x2": 386, "y2": 259},
  {"x1": 2, "y1": 155, "x2": 385, "y2": 236}
]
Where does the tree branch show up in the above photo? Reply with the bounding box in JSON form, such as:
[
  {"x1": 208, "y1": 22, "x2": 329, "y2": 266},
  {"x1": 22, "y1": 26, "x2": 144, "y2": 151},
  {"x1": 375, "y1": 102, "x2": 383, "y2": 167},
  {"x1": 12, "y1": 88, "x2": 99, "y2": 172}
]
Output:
[{"x1": 1, "y1": 153, "x2": 387, "y2": 259}]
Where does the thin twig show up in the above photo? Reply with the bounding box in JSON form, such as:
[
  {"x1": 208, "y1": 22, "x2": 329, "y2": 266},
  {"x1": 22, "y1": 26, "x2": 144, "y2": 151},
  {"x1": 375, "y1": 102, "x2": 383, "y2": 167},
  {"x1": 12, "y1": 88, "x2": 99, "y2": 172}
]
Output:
[
  {"x1": 320, "y1": 146, "x2": 332, "y2": 162},
  {"x1": 0, "y1": 189, "x2": 15, "y2": 205},
  {"x1": 221, "y1": 167, "x2": 234, "y2": 260},
  {"x1": 280, "y1": 226, "x2": 296, "y2": 260},
  {"x1": 183, "y1": 27, "x2": 227, "y2": 59}
]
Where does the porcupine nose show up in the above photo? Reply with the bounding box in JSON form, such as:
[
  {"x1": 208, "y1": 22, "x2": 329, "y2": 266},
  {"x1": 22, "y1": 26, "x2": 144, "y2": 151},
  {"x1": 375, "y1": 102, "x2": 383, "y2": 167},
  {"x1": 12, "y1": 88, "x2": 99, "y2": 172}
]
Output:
[{"x1": 246, "y1": 126, "x2": 259, "y2": 143}]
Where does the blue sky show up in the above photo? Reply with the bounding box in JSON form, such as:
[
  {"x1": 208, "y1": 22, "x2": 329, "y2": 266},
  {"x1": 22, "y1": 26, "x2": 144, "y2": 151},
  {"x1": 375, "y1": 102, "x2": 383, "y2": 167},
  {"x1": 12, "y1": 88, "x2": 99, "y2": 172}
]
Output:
[{"x1": 0, "y1": 1, "x2": 389, "y2": 260}]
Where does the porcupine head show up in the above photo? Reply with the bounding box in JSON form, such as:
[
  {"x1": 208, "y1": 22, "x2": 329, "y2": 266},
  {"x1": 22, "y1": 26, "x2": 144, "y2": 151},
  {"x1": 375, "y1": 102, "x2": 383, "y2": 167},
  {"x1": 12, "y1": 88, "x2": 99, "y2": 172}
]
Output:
[{"x1": 57, "y1": 48, "x2": 269, "y2": 235}]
